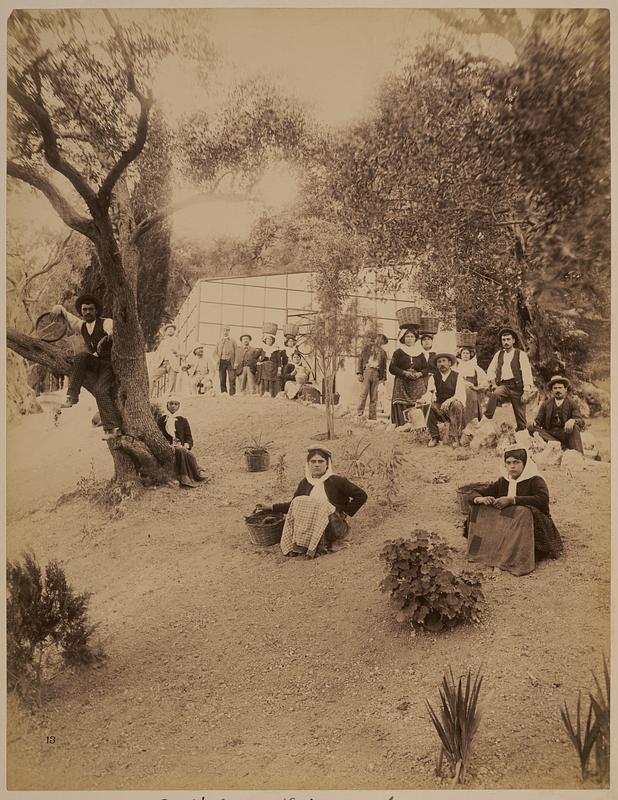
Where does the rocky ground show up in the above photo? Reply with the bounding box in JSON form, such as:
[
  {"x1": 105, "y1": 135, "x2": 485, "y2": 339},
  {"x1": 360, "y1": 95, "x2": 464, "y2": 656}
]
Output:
[{"x1": 6, "y1": 390, "x2": 611, "y2": 791}]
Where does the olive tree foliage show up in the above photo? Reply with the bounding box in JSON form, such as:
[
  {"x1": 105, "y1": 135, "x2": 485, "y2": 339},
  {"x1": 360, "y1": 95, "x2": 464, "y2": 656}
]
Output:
[
  {"x1": 6, "y1": 9, "x2": 309, "y2": 483},
  {"x1": 314, "y1": 9, "x2": 609, "y2": 380}
]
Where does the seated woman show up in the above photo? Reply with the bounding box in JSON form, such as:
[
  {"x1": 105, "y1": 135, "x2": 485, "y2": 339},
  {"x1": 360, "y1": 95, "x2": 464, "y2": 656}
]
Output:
[
  {"x1": 282, "y1": 351, "x2": 305, "y2": 399},
  {"x1": 467, "y1": 446, "x2": 563, "y2": 576},
  {"x1": 157, "y1": 397, "x2": 207, "y2": 488},
  {"x1": 456, "y1": 346, "x2": 488, "y2": 425},
  {"x1": 389, "y1": 327, "x2": 426, "y2": 427},
  {"x1": 257, "y1": 447, "x2": 367, "y2": 558}
]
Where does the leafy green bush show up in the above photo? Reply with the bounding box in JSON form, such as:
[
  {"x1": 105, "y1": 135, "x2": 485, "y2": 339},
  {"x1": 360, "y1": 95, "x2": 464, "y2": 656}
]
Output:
[
  {"x1": 7, "y1": 551, "x2": 105, "y2": 704},
  {"x1": 380, "y1": 532, "x2": 484, "y2": 631}
]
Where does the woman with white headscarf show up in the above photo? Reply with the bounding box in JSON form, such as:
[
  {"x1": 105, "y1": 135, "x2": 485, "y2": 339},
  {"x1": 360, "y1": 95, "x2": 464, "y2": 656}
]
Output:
[
  {"x1": 256, "y1": 448, "x2": 367, "y2": 558},
  {"x1": 389, "y1": 327, "x2": 425, "y2": 427},
  {"x1": 157, "y1": 397, "x2": 207, "y2": 488},
  {"x1": 467, "y1": 445, "x2": 563, "y2": 575}
]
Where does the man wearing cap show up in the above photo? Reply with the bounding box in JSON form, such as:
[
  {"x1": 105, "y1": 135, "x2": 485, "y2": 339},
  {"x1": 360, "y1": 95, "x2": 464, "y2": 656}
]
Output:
[
  {"x1": 237, "y1": 334, "x2": 262, "y2": 395},
  {"x1": 529, "y1": 375, "x2": 585, "y2": 454},
  {"x1": 182, "y1": 344, "x2": 214, "y2": 395},
  {"x1": 483, "y1": 327, "x2": 534, "y2": 431},
  {"x1": 214, "y1": 326, "x2": 240, "y2": 396},
  {"x1": 418, "y1": 353, "x2": 466, "y2": 447},
  {"x1": 149, "y1": 323, "x2": 181, "y2": 396},
  {"x1": 356, "y1": 333, "x2": 388, "y2": 420},
  {"x1": 51, "y1": 295, "x2": 122, "y2": 438},
  {"x1": 417, "y1": 332, "x2": 438, "y2": 387}
]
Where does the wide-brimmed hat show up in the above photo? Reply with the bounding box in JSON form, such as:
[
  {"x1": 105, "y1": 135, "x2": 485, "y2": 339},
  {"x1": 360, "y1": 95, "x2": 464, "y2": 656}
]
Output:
[
  {"x1": 164, "y1": 323, "x2": 177, "y2": 332},
  {"x1": 192, "y1": 344, "x2": 205, "y2": 353},
  {"x1": 240, "y1": 333, "x2": 252, "y2": 342},
  {"x1": 399, "y1": 326, "x2": 419, "y2": 344},
  {"x1": 498, "y1": 326, "x2": 520, "y2": 344},
  {"x1": 75, "y1": 294, "x2": 102, "y2": 316},
  {"x1": 547, "y1": 374, "x2": 571, "y2": 390},
  {"x1": 434, "y1": 352, "x2": 457, "y2": 367}
]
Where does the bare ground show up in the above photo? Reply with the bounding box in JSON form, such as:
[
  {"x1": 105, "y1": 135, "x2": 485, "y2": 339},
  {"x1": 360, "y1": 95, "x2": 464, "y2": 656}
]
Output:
[{"x1": 6, "y1": 392, "x2": 611, "y2": 790}]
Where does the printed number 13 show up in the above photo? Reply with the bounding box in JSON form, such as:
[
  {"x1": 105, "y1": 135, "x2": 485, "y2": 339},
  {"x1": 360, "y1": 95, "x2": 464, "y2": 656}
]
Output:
[{"x1": 46, "y1": 736, "x2": 55, "y2": 744}]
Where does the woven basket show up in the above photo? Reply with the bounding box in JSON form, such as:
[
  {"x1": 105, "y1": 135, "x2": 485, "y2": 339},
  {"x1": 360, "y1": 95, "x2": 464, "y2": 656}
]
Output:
[
  {"x1": 420, "y1": 316, "x2": 440, "y2": 335},
  {"x1": 395, "y1": 306, "x2": 422, "y2": 328},
  {"x1": 457, "y1": 482, "x2": 491, "y2": 514},
  {"x1": 456, "y1": 329, "x2": 478, "y2": 348},
  {"x1": 282, "y1": 323, "x2": 299, "y2": 337},
  {"x1": 35, "y1": 312, "x2": 69, "y2": 343},
  {"x1": 262, "y1": 321, "x2": 278, "y2": 336},
  {"x1": 245, "y1": 511, "x2": 285, "y2": 546},
  {"x1": 244, "y1": 449, "x2": 270, "y2": 472}
]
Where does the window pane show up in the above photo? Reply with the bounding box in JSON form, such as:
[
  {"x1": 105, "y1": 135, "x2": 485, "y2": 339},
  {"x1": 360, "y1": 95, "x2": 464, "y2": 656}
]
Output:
[
  {"x1": 199, "y1": 323, "x2": 222, "y2": 346},
  {"x1": 244, "y1": 275, "x2": 266, "y2": 287},
  {"x1": 264, "y1": 287, "x2": 286, "y2": 308},
  {"x1": 243, "y1": 285, "x2": 265, "y2": 306},
  {"x1": 202, "y1": 282, "x2": 222, "y2": 302},
  {"x1": 263, "y1": 308, "x2": 287, "y2": 327},
  {"x1": 200, "y1": 302, "x2": 221, "y2": 324},
  {"x1": 220, "y1": 304, "x2": 244, "y2": 325},
  {"x1": 221, "y1": 283, "x2": 244, "y2": 303},
  {"x1": 265, "y1": 274, "x2": 286, "y2": 288},
  {"x1": 243, "y1": 306, "x2": 265, "y2": 327},
  {"x1": 287, "y1": 272, "x2": 311, "y2": 290},
  {"x1": 288, "y1": 290, "x2": 312, "y2": 309},
  {"x1": 375, "y1": 299, "x2": 397, "y2": 319}
]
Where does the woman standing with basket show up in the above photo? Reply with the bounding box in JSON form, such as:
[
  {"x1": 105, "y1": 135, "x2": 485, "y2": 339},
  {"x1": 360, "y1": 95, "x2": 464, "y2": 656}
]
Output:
[{"x1": 389, "y1": 307, "x2": 426, "y2": 427}]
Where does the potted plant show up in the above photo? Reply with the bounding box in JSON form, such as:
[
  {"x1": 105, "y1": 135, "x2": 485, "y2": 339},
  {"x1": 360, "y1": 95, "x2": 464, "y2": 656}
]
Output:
[{"x1": 244, "y1": 432, "x2": 273, "y2": 472}]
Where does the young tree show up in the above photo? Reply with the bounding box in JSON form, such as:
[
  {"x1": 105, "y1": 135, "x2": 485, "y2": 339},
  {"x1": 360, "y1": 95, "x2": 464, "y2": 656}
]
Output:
[{"x1": 7, "y1": 9, "x2": 307, "y2": 482}]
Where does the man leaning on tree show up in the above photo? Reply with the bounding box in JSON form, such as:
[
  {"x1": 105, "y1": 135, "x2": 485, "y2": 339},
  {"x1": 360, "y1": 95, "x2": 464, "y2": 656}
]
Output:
[
  {"x1": 482, "y1": 326, "x2": 534, "y2": 432},
  {"x1": 52, "y1": 295, "x2": 122, "y2": 439}
]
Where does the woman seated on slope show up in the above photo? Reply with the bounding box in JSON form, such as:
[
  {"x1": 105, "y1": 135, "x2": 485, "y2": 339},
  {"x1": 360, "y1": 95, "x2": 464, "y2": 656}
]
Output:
[
  {"x1": 157, "y1": 397, "x2": 207, "y2": 488},
  {"x1": 467, "y1": 445, "x2": 563, "y2": 576},
  {"x1": 256, "y1": 447, "x2": 367, "y2": 558}
]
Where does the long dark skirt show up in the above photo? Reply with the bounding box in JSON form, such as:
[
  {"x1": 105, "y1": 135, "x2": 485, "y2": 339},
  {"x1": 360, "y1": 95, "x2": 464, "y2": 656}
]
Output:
[
  {"x1": 259, "y1": 359, "x2": 280, "y2": 397},
  {"x1": 391, "y1": 375, "x2": 425, "y2": 426},
  {"x1": 173, "y1": 445, "x2": 206, "y2": 488},
  {"x1": 467, "y1": 504, "x2": 562, "y2": 576},
  {"x1": 463, "y1": 384, "x2": 484, "y2": 425}
]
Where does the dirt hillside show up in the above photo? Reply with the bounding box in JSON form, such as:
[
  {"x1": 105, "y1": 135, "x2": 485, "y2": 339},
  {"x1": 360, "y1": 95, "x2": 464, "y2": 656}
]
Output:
[{"x1": 6, "y1": 391, "x2": 611, "y2": 790}]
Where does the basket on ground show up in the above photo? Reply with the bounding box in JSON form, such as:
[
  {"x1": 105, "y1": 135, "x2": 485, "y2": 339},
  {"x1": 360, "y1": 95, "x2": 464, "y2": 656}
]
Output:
[
  {"x1": 456, "y1": 330, "x2": 478, "y2": 348},
  {"x1": 262, "y1": 322, "x2": 278, "y2": 336},
  {"x1": 457, "y1": 482, "x2": 491, "y2": 514},
  {"x1": 395, "y1": 306, "x2": 422, "y2": 328},
  {"x1": 420, "y1": 316, "x2": 440, "y2": 335},
  {"x1": 283, "y1": 323, "x2": 299, "y2": 337},
  {"x1": 245, "y1": 511, "x2": 285, "y2": 546},
  {"x1": 244, "y1": 449, "x2": 270, "y2": 472}
]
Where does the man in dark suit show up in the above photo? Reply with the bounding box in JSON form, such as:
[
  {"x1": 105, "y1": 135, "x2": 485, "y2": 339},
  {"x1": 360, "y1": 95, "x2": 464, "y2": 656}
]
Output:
[
  {"x1": 529, "y1": 375, "x2": 584, "y2": 454},
  {"x1": 236, "y1": 334, "x2": 262, "y2": 394}
]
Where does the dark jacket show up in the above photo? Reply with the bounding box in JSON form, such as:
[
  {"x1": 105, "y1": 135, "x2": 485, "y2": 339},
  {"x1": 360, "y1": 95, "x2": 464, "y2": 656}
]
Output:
[
  {"x1": 258, "y1": 349, "x2": 287, "y2": 371},
  {"x1": 357, "y1": 345, "x2": 387, "y2": 382},
  {"x1": 273, "y1": 475, "x2": 368, "y2": 517},
  {"x1": 157, "y1": 415, "x2": 193, "y2": 449},
  {"x1": 476, "y1": 476, "x2": 551, "y2": 517},
  {"x1": 282, "y1": 362, "x2": 298, "y2": 382},
  {"x1": 534, "y1": 397, "x2": 584, "y2": 433},
  {"x1": 237, "y1": 346, "x2": 263, "y2": 374},
  {"x1": 389, "y1": 348, "x2": 416, "y2": 378},
  {"x1": 414, "y1": 350, "x2": 438, "y2": 380}
]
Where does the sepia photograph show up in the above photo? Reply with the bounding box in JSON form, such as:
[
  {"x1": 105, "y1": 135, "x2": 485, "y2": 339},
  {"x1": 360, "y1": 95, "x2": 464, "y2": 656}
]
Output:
[{"x1": 4, "y1": 3, "x2": 612, "y2": 795}]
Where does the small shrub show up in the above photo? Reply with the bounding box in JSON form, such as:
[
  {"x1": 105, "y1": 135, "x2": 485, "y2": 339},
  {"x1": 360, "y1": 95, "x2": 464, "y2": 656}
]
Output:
[
  {"x1": 426, "y1": 666, "x2": 483, "y2": 783},
  {"x1": 273, "y1": 454, "x2": 287, "y2": 492},
  {"x1": 7, "y1": 551, "x2": 105, "y2": 705},
  {"x1": 380, "y1": 531, "x2": 484, "y2": 631},
  {"x1": 340, "y1": 436, "x2": 407, "y2": 507}
]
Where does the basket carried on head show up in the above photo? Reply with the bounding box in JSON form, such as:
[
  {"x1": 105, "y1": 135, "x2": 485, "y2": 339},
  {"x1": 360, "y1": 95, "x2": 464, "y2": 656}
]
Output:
[
  {"x1": 420, "y1": 316, "x2": 440, "y2": 335},
  {"x1": 395, "y1": 306, "x2": 422, "y2": 328},
  {"x1": 245, "y1": 511, "x2": 285, "y2": 546},
  {"x1": 456, "y1": 329, "x2": 478, "y2": 348},
  {"x1": 282, "y1": 323, "x2": 299, "y2": 337},
  {"x1": 262, "y1": 322, "x2": 278, "y2": 336},
  {"x1": 456, "y1": 482, "x2": 491, "y2": 514}
]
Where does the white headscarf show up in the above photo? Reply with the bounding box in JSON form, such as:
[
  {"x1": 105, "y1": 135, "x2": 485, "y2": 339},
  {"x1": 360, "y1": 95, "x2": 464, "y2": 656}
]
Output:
[
  {"x1": 305, "y1": 450, "x2": 336, "y2": 513},
  {"x1": 500, "y1": 447, "x2": 540, "y2": 498},
  {"x1": 163, "y1": 396, "x2": 182, "y2": 439},
  {"x1": 262, "y1": 337, "x2": 278, "y2": 358}
]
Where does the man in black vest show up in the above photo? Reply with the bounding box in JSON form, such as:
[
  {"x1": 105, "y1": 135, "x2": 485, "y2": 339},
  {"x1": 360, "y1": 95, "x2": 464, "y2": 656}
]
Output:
[
  {"x1": 483, "y1": 327, "x2": 534, "y2": 431},
  {"x1": 51, "y1": 295, "x2": 122, "y2": 438},
  {"x1": 418, "y1": 353, "x2": 467, "y2": 447},
  {"x1": 529, "y1": 375, "x2": 585, "y2": 454}
]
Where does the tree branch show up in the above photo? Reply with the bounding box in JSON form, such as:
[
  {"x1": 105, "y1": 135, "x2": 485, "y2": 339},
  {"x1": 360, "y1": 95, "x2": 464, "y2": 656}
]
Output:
[
  {"x1": 7, "y1": 161, "x2": 97, "y2": 240},
  {"x1": 7, "y1": 79, "x2": 99, "y2": 212},
  {"x1": 7, "y1": 328, "x2": 74, "y2": 374},
  {"x1": 130, "y1": 190, "x2": 252, "y2": 245},
  {"x1": 22, "y1": 232, "x2": 74, "y2": 292},
  {"x1": 98, "y1": 9, "x2": 153, "y2": 211}
]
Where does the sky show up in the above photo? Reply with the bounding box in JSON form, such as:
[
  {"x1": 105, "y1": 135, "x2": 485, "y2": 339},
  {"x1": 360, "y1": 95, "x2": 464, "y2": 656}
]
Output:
[{"x1": 7, "y1": 8, "x2": 520, "y2": 246}]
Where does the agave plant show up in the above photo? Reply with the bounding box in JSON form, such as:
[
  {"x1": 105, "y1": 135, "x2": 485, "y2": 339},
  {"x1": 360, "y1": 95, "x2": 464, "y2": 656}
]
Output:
[
  {"x1": 560, "y1": 691, "x2": 599, "y2": 781},
  {"x1": 590, "y1": 656, "x2": 610, "y2": 783},
  {"x1": 426, "y1": 666, "x2": 483, "y2": 784}
]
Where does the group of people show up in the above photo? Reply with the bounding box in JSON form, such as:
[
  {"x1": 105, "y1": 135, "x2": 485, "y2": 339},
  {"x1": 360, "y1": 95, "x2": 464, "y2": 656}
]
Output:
[
  {"x1": 357, "y1": 323, "x2": 585, "y2": 456},
  {"x1": 148, "y1": 324, "x2": 316, "y2": 402},
  {"x1": 50, "y1": 296, "x2": 578, "y2": 574}
]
